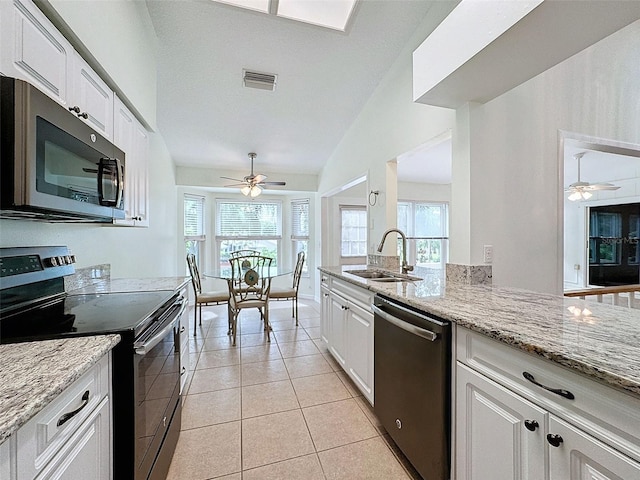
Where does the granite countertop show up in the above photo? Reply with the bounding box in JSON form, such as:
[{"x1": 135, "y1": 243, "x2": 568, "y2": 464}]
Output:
[
  {"x1": 71, "y1": 276, "x2": 189, "y2": 294},
  {"x1": 0, "y1": 335, "x2": 121, "y2": 444},
  {"x1": 319, "y1": 266, "x2": 640, "y2": 398}
]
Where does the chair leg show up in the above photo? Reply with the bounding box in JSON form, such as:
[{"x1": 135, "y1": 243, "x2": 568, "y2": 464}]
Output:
[
  {"x1": 294, "y1": 296, "x2": 298, "y2": 326},
  {"x1": 264, "y1": 307, "x2": 270, "y2": 342},
  {"x1": 230, "y1": 310, "x2": 238, "y2": 346},
  {"x1": 227, "y1": 303, "x2": 232, "y2": 335},
  {"x1": 193, "y1": 301, "x2": 198, "y2": 336}
]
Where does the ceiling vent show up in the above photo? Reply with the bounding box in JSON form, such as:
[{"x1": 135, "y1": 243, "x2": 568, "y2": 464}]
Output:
[{"x1": 243, "y1": 70, "x2": 277, "y2": 91}]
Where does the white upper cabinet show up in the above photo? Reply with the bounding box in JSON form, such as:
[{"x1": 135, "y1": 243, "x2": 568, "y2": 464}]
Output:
[
  {"x1": 71, "y1": 52, "x2": 114, "y2": 140},
  {"x1": 0, "y1": 0, "x2": 71, "y2": 105}
]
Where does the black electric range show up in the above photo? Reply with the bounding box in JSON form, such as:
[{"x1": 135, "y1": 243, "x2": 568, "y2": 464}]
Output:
[{"x1": 0, "y1": 246, "x2": 185, "y2": 480}]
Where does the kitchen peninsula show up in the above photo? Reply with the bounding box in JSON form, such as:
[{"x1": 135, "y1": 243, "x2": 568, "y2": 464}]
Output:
[{"x1": 319, "y1": 265, "x2": 640, "y2": 479}]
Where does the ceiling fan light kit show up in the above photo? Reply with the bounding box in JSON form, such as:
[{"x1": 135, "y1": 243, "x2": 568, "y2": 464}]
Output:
[
  {"x1": 221, "y1": 152, "x2": 286, "y2": 197},
  {"x1": 565, "y1": 152, "x2": 620, "y2": 202}
]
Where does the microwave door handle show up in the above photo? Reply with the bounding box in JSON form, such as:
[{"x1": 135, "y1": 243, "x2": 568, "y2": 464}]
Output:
[
  {"x1": 98, "y1": 158, "x2": 118, "y2": 206},
  {"x1": 114, "y1": 158, "x2": 124, "y2": 208}
]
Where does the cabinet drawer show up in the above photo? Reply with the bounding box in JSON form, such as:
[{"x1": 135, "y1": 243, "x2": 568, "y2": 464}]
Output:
[
  {"x1": 331, "y1": 278, "x2": 373, "y2": 311},
  {"x1": 17, "y1": 353, "x2": 110, "y2": 479},
  {"x1": 457, "y1": 327, "x2": 640, "y2": 462}
]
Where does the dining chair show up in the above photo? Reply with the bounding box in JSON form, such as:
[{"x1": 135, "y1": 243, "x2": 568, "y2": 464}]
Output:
[
  {"x1": 186, "y1": 254, "x2": 230, "y2": 336},
  {"x1": 226, "y1": 254, "x2": 273, "y2": 346},
  {"x1": 229, "y1": 249, "x2": 260, "y2": 258},
  {"x1": 269, "y1": 251, "x2": 305, "y2": 324}
]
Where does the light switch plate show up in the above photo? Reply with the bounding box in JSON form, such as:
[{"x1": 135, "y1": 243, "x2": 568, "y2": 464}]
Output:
[{"x1": 483, "y1": 245, "x2": 493, "y2": 264}]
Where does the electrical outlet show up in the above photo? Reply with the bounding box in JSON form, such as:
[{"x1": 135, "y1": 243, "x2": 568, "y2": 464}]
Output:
[{"x1": 483, "y1": 245, "x2": 493, "y2": 264}]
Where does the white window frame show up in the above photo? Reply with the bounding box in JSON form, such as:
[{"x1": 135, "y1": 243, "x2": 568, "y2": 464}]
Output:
[
  {"x1": 184, "y1": 194, "x2": 206, "y2": 273},
  {"x1": 340, "y1": 204, "x2": 367, "y2": 263},
  {"x1": 397, "y1": 201, "x2": 449, "y2": 269},
  {"x1": 291, "y1": 198, "x2": 310, "y2": 276},
  {"x1": 215, "y1": 199, "x2": 283, "y2": 268}
]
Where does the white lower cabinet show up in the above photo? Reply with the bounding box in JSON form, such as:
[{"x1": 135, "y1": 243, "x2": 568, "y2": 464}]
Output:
[
  {"x1": 455, "y1": 327, "x2": 640, "y2": 480},
  {"x1": 2, "y1": 352, "x2": 112, "y2": 480},
  {"x1": 319, "y1": 274, "x2": 374, "y2": 404}
]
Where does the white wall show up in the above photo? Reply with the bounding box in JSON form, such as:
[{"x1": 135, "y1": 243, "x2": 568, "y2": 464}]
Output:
[
  {"x1": 398, "y1": 182, "x2": 451, "y2": 203},
  {"x1": 0, "y1": 132, "x2": 179, "y2": 277},
  {"x1": 465, "y1": 20, "x2": 640, "y2": 294}
]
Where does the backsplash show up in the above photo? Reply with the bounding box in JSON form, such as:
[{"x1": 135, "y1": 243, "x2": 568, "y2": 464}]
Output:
[
  {"x1": 64, "y1": 264, "x2": 111, "y2": 292},
  {"x1": 446, "y1": 263, "x2": 492, "y2": 285},
  {"x1": 367, "y1": 254, "x2": 400, "y2": 270}
]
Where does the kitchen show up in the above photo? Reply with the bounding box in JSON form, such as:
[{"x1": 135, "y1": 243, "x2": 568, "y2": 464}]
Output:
[{"x1": 1, "y1": 0, "x2": 640, "y2": 479}]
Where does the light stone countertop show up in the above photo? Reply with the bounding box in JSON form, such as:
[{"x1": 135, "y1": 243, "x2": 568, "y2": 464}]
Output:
[
  {"x1": 319, "y1": 266, "x2": 640, "y2": 398},
  {"x1": 0, "y1": 335, "x2": 121, "y2": 444},
  {"x1": 70, "y1": 276, "x2": 189, "y2": 294}
]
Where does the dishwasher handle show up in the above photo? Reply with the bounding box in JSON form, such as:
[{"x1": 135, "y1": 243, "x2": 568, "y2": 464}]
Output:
[{"x1": 373, "y1": 305, "x2": 438, "y2": 342}]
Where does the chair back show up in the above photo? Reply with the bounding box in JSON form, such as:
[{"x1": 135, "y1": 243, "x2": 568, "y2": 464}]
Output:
[
  {"x1": 227, "y1": 254, "x2": 273, "y2": 303},
  {"x1": 229, "y1": 249, "x2": 261, "y2": 258},
  {"x1": 186, "y1": 254, "x2": 202, "y2": 295},
  {"x1": 292, "y1": 251, "x2": 305, "y2": 289}
]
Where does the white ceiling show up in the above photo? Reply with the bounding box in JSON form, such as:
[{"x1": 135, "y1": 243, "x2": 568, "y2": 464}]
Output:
[
  {"x1": 146, "y1": 0, "x2": 440, "y2": 178},
  {"x1": 397, "y1": 135, "x2": 451, "y2": 184}
]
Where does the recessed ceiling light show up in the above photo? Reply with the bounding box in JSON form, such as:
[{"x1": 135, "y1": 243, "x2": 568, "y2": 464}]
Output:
[{"x1": 277, "y1": 0, "x2": 357, "y2": 31}]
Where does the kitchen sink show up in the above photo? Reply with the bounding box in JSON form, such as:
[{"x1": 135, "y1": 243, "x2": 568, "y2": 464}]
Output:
[{"x1": 346, "y1": 269, "x2": 421, "y2": 282}]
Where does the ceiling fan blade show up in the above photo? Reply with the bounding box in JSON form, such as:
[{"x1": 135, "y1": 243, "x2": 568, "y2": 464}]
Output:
[
  {"x1": 221, "y1": 176, "x2": 245, "y2": 183},
  {"x1": 258, "y1": 181, "x2": 287, "y2": 186},
  {"x1": 224, "y1": 183, "x2": 248, "y2": 187},
  {"x1": 586, "y1": 183, "x2": 620, "y2": 191},
  {"x1": 253, "y1": 174, "x2": 267, "y2": 183}
]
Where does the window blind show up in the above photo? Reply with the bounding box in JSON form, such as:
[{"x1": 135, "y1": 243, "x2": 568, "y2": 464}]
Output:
[
  {"x1": 184, "y1": 194, "x2": 205, "y2": 240},
  {"x1": 291, "y1": 199, "x2": 309, "y2": 239},
  {"x1": 216, "y1": 201, "x2": 282, "y2": 238}
]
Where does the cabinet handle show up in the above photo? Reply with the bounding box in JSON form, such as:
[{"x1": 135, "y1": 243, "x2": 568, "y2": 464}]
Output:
[
  {"x1": 522, "y1": 372, "x2": 575, "y2": 400},
  {"x1": 323, "y1": 293, "x2": 329, "y2": 298},
  {"x1": 180, "y1": 326, "x2": 186, "y2": 333},
  {"x1": 78, "y1": 112, "x2": 89, "y2": 119},
  {"x1": 524, "y1": 419, "x2": 539, "y2": 431},
  {"x1": 546, "y1": 434, "x2": 563, "y2": 447},
  {"x1": 341, "y1": 305, "x2": 349, "y2": 310},
  {"x1": 57, "y1": 390, "x2": 90, "y2": 427},
  {"x1": 68, "y1": 105, "x2": 81, "y2": 114},
  {"x1": 181, "y1": 366, "x2": 186, "y2": 376}
]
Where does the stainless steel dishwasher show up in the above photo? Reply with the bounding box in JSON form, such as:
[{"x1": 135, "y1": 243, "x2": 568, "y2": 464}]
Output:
[{"x1": 373, "y1": 294, "x2": 451, "y2": 480}]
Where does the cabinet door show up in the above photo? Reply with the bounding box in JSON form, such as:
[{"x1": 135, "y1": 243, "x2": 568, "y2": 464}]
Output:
[
  {"x1": 131, "y1": 119, "x2": 149, "y2": 226},
  {"x1": 320, "y1": 283, "x2": 330, "y2": 345},
  {"x1": 37, "y1": 397, "x2": 111, "y2": 480},
  {"x1": 548, "y1": 415, "x2": 640, "y2": 480},
  {"x1": 328, "y1": 291, "x2": 347, "y2": 367},
  {"x1": 0, "y1": 0, "x2": 72, "y2": 105},
  {"x1": 113, "y1": 96, "x2": 136, "y2": 225},
  {"x1": 346, "y1": 301, "x2": 373, "y2": 403},
  {"x1": 71, "y1": 52, "x2": 114, "y2": 141},
  {"x1": 456, "y1": 363, "x2": 547, "y2": 480}
]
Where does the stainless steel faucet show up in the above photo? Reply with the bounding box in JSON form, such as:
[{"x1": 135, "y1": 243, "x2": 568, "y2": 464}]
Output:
[{"x1": 377, "y1": 228, "x2": 414, "y2": 274}]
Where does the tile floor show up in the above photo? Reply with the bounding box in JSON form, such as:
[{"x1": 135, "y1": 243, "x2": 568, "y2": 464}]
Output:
[{"x1": 167, "y1": 299, "x2": 421, "y2": 480}]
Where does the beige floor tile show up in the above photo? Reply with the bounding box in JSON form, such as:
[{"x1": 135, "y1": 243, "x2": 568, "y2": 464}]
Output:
[
  {"x1": 304, "y1": 326, "x2": 321, "y2": 339},
  {"x1": 188, "y1": 365, "x2": 240, "y2": 394},
  {"x1": 278, "y1": 339, "x2": 320, "y2": 358},
  {"x1": 284, "y1": 354, "x2": 333, "y2": 378},
  {"x1": 240, "y1": 343, "x2": 282, "y2": 364},
  {"x1": 166, "y1": 422, "x2": 241, "y2": 480},
  {"x1": 268, "y1": 308, "x2": 299, "y2": 323},
  {"x1": 181, "y1": 388, "x2": 240, "y2": 430},
  {"x1": 274, "y1": 328, "x2": 310, "y2": 343},
  {"x1": 318, "y1": 437, "x2": 411, "y2": 480},
  {"x1": 204, "y1": 323, "x2": 232, "y2": 338},
  {"x1": 241, "y1": 359, "x2": 289, "y2": 386},
  {"x1": 241, "y1": 380, "x2": 299, "y2": 418},
  {"x1": 381, "y1": 434, "x2": 422, "y2": 480},
  {"x1": 241, "y1": 410, "x2": 315, "y2": 470},
  {"x1": 354, "y1": 395, "x2": 383, "y2": 428},
  {"x1": 202, "y1": 335, "x2": 237, "y2": 351},
  {"x1": 214, "y1": 474, "x2": 242, "y2": 480},
  {"x1": 267, "y1": 318, "x2": 298, "y2": 330},
  {"x1": 240, "y1": 332, "x2": 272, "y2": 347},
  {"x1": 303, "y1": 398, "x2": 378, "y2": 451},
  {"x1": 196, "y1": 348, "x2": 240, "y2": 369},
  {"x1": 242, "y1": 454, "x2": 325, "y2": 480},
  {"x1": 312, "y1": 338, "x2": 330, "y2": 354},
  {"x1": 336, "y1": 370, "x2": 361, "y2": 397},
  {"x1": 298, "y1": 317, "x2": 321, "y2": 328},
  {"x1": 292, "y1": 372, "x2": 351, "y2": 407},
  {"x1": 322, "y1": 352, "x2": 342, "y2": 372}
]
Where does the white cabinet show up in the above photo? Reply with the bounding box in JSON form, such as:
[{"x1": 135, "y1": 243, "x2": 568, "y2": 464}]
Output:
[
  {"x1": 2, "y1": 352, "x2": 112, "y2": 480},
  {"x1": 178, "y1": 284, "x2": 190, "y2": 394},
  {"x1": 319, "y1": 273, "x2": 374, "y2": 404},
  {"x1": 71, "y1": 52, "x2": 114, "y2": 140},
  {"x1": 113, "y1": 95, "x2": 149, "y2": 227},
  {"x1": 0, "y1": 0, "x2": 72, "y2": 105},
  {"x1": 456, "y1": 327, "x2": 640, "y2": 480}
]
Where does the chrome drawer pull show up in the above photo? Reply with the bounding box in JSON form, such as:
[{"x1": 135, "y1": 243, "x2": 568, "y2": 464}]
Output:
[
  {"x1": 523, "y1": 372, "x2": 575, "y2": 400},
  {"x1": 57, "y1": 390, "x2": 90, "y2": 427}
]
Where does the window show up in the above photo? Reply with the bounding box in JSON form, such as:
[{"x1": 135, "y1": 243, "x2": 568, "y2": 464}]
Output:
[
  {"x1": 184, "y1": 194, "x2": 205, "y2": 271},
  {"x1": 340, "y1": 206, "x2": 367, "y2": 258},
  {"x1": 397, "y1": 201, "x2": 449, "y2": 268},
  {"x1": 216, "y1": 200, "x2": 282, "y2": 270},
  {"x1": 291, "y1": 199, "x2": 309, "y2": 275},
  {"x1": 589, "y1": 211, "x2": 622, "y2": 265}
]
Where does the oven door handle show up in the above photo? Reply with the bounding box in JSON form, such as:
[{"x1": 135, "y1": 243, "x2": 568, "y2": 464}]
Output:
[
  {"x1": 134, "y1": 299, "x2": 186, "y2": 355},
  {"x1": 373, "y1": 305, "x2": 438, "y2": 342}
]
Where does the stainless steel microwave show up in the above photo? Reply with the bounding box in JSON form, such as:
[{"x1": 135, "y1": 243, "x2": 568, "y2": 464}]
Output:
[{"x1": 0, "y1": 76, "x2": 125, "y2": 222}]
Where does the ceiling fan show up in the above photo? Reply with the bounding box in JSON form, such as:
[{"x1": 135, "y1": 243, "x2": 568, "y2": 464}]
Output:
[
  {"x1": 565, "y1": 152, "x2": 620, "y2": 201},
  {"x1": 221, "y1": 152, "x2": 286, "y2": 197}
]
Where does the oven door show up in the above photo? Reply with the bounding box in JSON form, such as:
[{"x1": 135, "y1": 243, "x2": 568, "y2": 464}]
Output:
[{"x1": 133, "y1": 298, "x2": 185, "y2": 480}]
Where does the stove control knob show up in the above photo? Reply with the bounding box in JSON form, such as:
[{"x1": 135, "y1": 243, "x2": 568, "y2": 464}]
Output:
[
  {"x1": 57, "y1": 256, "x2": 66, "y2": 265},
  {"x1": 44, "y1": 257, "x2": 57, "y2": 267}
]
